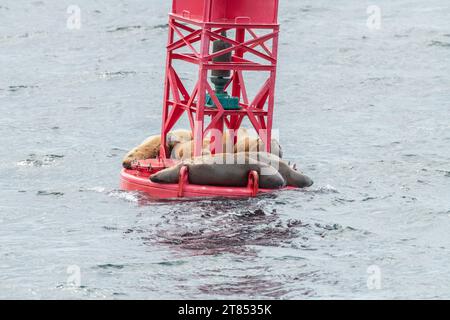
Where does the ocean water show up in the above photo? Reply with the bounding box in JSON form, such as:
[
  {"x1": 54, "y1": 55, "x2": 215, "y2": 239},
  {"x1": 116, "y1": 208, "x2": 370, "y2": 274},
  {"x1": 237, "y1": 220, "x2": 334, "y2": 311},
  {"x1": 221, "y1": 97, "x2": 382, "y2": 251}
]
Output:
[{"x1": 0, "y1": 0, "x2": 449, "y2": 299}]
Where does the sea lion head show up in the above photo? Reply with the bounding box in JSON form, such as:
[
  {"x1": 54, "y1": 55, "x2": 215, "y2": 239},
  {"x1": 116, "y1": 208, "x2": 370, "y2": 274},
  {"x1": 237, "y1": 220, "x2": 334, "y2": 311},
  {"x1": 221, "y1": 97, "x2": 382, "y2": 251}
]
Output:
[
  {"x1": 150, "y1": 164, "x2": 182, "y2": 184},
  {"x1": 167, "y1": 130, "x2": 193, "y2": 150},
  {"x1": 287, "y1": 170, "x2": 314, "y2": 188}
]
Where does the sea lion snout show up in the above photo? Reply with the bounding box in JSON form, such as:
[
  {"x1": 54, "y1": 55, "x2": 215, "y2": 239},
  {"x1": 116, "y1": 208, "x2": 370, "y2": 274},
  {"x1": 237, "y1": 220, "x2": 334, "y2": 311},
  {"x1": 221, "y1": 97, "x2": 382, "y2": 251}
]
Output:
[
  {"x1": 123, "y1": 159, "x2": 133, "y2": 169},
  {"x1": 288, "y1": 170, "x2": 314, "y2": 188},
  {"x1": 297, "y1": 174, "x2": 314, "y2": 188},
  {"x1": 150, "y1": 174, "x2": 162, "y2": 183},
  {"x1": 304, "y1": 176, "x2": 314, "y2": 188}
]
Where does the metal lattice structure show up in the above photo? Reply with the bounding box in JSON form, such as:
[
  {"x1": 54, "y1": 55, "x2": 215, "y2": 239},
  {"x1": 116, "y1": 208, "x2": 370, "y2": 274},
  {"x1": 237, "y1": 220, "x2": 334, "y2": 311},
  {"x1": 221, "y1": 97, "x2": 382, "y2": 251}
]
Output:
[{"x1": 159, "y1": 0, "x2": 280, "y2": 158}]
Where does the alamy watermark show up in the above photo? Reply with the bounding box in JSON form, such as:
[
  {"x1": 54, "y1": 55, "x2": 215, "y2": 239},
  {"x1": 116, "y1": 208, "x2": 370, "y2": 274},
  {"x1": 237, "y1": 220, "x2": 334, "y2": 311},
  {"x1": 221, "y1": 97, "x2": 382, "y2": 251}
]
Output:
[
  {"x1": 66, "y1": 265, "x2": 81, "y2": 287},
  {"x1": 366, "y1": 5, "x2": 382, "y2": 30},
  {"x1": 367, "y1": 265, "x2": 382, "y2": 290},
  {"x1": 67, "y1": 5, "x2": 81, "y2": 30}
]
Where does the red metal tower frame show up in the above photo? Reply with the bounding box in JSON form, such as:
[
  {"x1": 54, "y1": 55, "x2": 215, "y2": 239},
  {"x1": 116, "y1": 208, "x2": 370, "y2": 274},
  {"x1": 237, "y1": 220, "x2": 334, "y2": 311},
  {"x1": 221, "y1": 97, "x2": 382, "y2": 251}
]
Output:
[{"x1": 159, "y1": 0, "x2": 280, "y2": 158}]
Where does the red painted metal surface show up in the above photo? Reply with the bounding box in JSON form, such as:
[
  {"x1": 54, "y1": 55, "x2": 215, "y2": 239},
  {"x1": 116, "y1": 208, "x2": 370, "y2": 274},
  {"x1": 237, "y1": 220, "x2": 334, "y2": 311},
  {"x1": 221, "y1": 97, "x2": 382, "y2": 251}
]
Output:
[
  {"x1": 121, "y1": 0, "x2": 282, "y2": 199},
  {"x1": 160, "y1": 0, "x2": 280, "y2": 158},
  {"x1": 172, "y1": 0, "x2": 279, "y2": 25}
]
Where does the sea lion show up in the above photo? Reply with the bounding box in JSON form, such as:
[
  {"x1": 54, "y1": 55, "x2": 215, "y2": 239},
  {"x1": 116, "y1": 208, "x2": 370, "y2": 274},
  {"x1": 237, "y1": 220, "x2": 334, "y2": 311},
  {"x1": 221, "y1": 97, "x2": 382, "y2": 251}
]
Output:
[
  {"x1": 198, "y1": 128, "x2": 250, "y2": 154},
  {"x1": 221, "y1": 128, "x2": 249, "y2": 153},
  {"x1": 122, "y1": 129, "x2": 192, "y2": 169},
  {"x1": 235, "y1": 136, "x2": 283, "y2": 158},
  {"x1": 150, "y1": 153, "x2": 286, "y2": 189},
  {"x1": 170, "y1": 139, "x2": 212, "y2": 160},
  {"x1": 170, "y1": 128, "x2": 249, "y2": 160},
  {"x1": 246, "y1": 152, "x2": 313, "y2": 188},
  {"x1": 122, "y1": 135, "x2": 161, "y2": 169},
  {"x1": 169, "y1": 129, "x2": 193, "y2": 144}
]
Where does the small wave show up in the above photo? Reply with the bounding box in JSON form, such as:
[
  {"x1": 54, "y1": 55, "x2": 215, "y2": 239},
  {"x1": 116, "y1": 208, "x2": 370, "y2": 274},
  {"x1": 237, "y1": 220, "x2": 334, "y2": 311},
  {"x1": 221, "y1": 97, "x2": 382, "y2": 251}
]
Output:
[
  {"x1": 16, "y1": 154, "x2": 64, "y2": 167},
  {"x1": 96, "y1": 264, "x2": 124, "y2": 270},
  {"x1": 436, "y1": 169, "x2": 450, "y2": 177},
  {"x1": 107, "y1": 190, "x2": 140, "y2": 203},
  {"x1": 152, "y1": 24, "x2": 169, "y2": 30},
  {"x1": 7, "y1": 85, "x2": 39, "y2": 92},
  {"x1": 155, "y1": 260, "x2": 187, "y2": 267},
  {"x1": 75, "y1": 106, "x2": 93, "y2": 110},
  {"x1": 107, "y1": 25, "x2": 142, "y2": 32},
  {"x1": 107, "y1": 24, "x2": 168, "y2": 33},
  {"x1": 300, "y1": 6, "x2": 312, "y2": 12},
  {"x1": 112, "y1": 292, "x2": 128, "y2": 297},
  {"x1": 16, "y1": 159, "x2": 41, "y2": 167},
  {"x1": 79, "y1": 187, "x2": 142, "y2": 204},
  {"x1": 311, "y1": 223, "x2": 369, "y2": 239},
  {"x1": 79, "y1": 186, "x2": 106, "y2": 193},
  {"x1": 55, "y1": 284, "x2": 111, "y2": 299},
  {"x1": 36, "y1": 191, "x2": 64, "y2": 197},
  {"x1": 305, "y1": 184, "x2": 339, "y2": 194},
  {"x1": 198, "y1": 277, "x2": 289, "y2": 298},
  {"x1": 102, "y1": 226, "x2": 119, "y2": 231},
  {"x1": 99, "y1": 71, "x2": 137, "y2": 79},
  {"x1": 314, "y1": 223, "x2": 343, "y2": 231},
  {"x1": 429, "y1": 40, "x2": 450, "y2": 48},
  {"x1": 1, "y1": 31, "x2": 46, "y2": 42},
  {"x1": 333, "y1": 198, "x2": 355, "y2": 204},
  {"x1": 108, "y1": 147, "x2": 126, "y2": 158}
]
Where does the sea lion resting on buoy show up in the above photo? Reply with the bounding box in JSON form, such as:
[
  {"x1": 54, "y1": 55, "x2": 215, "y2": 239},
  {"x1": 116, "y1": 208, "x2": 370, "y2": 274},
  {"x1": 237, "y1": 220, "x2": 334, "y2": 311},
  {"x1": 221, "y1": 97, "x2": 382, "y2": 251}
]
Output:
[
  {"x1": 151, "y1": 153, "x2": 286, "y2": 189},
  {"x1": 170, "y1": 128, "x2": 249, "y2": 160},
  {"x1": 235, "y1": 136, "x2": 283, "y2": 158},
  {"x1": 122, "y1": 129, "x2": 192, "y2": 169},
  {"x1": 249, "y1": 152, "x2": 313, "y2": 188},
  {"x1": 222, "y1": 128, "x2": 249, "y2": 153},
  {"x1": 150, "y1": 152, "x2": 313, "y2": 189},
  {"x1": 169, "y1": 128, "x2": 285, "y2": 161},
  {"x1": 170, "y1": 139, "x2": 212, "y2": 160}
]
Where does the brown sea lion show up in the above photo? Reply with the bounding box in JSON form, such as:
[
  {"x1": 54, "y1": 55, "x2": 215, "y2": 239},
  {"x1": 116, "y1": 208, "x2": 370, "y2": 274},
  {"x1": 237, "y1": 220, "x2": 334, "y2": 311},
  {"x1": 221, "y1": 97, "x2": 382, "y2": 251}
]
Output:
[
  {"x1": 246, "y1": 152, "x2": 313, "y2": 188},
  {"x1": 150, "y1": 153, "x2": 286, "y2": 189},
  {"x1": 122, "y1": 129, "x2": 192, "y2": 169}
]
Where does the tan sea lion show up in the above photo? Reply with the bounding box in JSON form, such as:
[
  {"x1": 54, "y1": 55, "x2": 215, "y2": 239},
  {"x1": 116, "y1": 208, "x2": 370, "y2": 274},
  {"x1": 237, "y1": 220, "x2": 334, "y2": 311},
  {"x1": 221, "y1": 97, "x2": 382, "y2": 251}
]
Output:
[
  {"x1": 235, "y1": 136, "x2": 283, "y2": 158},
  {"x1": 170, "y1": 128, "x2": 249, "y2": 160},
  {"x1": 122, "y1": 129, "x2": 192, "y2": 169},
  {"x1": 221, "y1": 128, "x2": 249, "y2": 153},
  {"x1": 170, "y1": 139, "x2": 212, "y2": 160}
]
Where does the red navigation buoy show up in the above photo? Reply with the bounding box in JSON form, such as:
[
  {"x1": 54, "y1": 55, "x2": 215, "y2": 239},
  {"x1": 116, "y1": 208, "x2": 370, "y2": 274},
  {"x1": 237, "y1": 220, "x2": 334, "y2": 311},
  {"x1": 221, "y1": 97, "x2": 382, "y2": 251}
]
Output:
[{"x1": 121, "y1": 0, "x2": 285, "y2": 199}]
